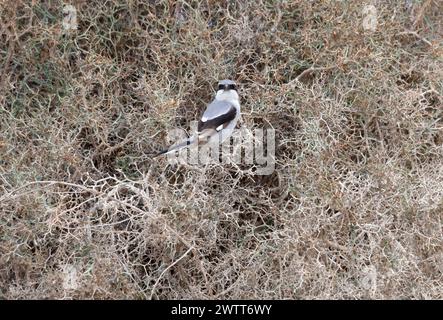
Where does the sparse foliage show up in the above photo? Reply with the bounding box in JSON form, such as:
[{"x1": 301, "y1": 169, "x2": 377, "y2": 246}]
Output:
[{"x1": 0, "y1": 0, "x2": 442, "y2": 299}]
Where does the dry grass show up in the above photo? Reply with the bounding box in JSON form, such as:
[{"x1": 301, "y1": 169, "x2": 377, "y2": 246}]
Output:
[{"x1": 1, "y1": 0, "x2": 442, "y2": 299}]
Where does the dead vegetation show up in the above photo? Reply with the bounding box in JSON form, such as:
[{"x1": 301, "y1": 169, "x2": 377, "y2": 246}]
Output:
[{"x1": 0, "y1": 0, "x2": 442, "y2": 299}]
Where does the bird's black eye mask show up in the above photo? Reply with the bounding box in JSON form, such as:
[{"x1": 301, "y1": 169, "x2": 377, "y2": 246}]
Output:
[{"x1": 218, "y1": 84, "x2": 237, "y2": 91}]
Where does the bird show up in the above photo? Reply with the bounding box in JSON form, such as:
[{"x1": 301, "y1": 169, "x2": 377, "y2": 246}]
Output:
[{"x1": 155, "y1": 79, "x2": 241, "y2": 157}]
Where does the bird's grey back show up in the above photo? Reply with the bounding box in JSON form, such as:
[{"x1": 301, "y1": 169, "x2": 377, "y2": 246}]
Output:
[{"x1": 202, "y1": 99, "x2": 235, "y2": 121}]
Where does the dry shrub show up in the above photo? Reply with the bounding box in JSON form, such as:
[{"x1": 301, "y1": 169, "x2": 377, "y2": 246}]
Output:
[{"x1": 0, "y1": 0, "x2": 442, "y2": 299}]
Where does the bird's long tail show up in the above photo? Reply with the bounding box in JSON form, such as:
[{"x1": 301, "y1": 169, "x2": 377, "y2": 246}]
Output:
[{"x1": 154, "y1": 136, "x2": 197, "y2": 157}]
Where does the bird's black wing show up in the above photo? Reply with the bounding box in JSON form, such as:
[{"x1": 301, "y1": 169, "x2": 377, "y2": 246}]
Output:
[{"x1": 198, "y1": 101, "x2": 237, "y2": 133}]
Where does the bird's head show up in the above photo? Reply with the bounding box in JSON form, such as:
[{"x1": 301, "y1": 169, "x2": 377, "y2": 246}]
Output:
[{"x1": 215, "y1": 79, "x2": 239, "y2": 101}]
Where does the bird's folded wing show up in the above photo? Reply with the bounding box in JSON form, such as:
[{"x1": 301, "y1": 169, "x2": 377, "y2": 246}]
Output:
[{"x1": 198, "y1": 100, "x2": 237, "y2": 133}]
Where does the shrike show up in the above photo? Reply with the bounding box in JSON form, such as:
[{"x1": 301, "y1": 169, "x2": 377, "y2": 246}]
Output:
[{"x1": 155, "y1": 79, "x2": 241, "y2": 157}]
